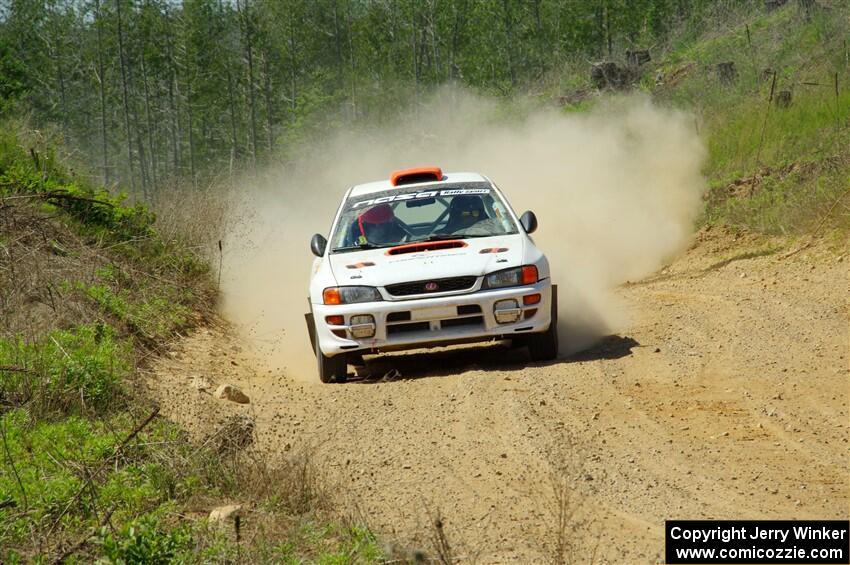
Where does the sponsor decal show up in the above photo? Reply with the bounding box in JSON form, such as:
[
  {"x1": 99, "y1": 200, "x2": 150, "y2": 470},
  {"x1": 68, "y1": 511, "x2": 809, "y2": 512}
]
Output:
[
  {"x1": 480, "y1": 247, "x2": 509, "y2": 254},
  {"x1": 351, "y1": 188, "x2": 490, "y2": 209},
  {"x1": 346, "y1": 261, "x2": 376, "y2": 269},
  {"x1": 424, "y1": 282, "x2": 439, "y2": 291}
]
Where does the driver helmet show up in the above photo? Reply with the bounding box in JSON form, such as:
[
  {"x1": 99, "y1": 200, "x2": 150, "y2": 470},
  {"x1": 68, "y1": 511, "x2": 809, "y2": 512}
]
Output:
[{"x1": 357, "y1": 203, "x2": 396, "y2": 243}]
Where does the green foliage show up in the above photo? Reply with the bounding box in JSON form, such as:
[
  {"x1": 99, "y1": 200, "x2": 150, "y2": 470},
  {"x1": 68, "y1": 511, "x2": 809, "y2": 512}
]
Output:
[
  {"x1": 0, "y1": 410, "x2": 188, "y2": 556},
  {"x1": 74, "y1": 281, "x2": 191, "y2": 342},
  {"x1": 0, "y1": 324, "x2": 129, "y2": 418},
  {"x1": 98, "y1": 516, "x2": 193, "y2": 565},
  {"x1": 0, "y1": 125, "x2": 154, "y2": 240},
  {"x1": 0, "y1": 39, "x2": 28, "y2": 115}
]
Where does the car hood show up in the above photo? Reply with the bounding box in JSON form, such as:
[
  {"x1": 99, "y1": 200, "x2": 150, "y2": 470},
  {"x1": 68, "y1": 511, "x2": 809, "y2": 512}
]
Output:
[{"x1": 328, "y1": 234, "x2": 525, "y2": 287}]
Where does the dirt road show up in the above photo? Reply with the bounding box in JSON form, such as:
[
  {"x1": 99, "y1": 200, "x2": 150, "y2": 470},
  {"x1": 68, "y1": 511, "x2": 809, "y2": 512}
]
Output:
[{"x1": 148, "y1": 231, "x2": 849, "y2": 563}]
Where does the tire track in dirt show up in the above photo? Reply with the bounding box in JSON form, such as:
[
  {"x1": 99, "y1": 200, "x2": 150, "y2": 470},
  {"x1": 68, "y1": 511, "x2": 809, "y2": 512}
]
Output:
[{"x1": 146, "y1": 233, "x2": 849, "y2": 563}]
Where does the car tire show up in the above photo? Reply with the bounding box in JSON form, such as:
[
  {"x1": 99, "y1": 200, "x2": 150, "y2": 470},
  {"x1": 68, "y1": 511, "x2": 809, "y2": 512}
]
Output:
[
  {"x1": 314, "y1": 328, "x2": 348, "y2": 383},
  {"x1": 527, "y1": 286, "x2": 559, "y2": 362}
]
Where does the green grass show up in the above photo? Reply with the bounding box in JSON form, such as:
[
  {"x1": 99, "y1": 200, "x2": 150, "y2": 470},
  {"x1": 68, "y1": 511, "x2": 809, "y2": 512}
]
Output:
[
  {"x1": 74, "y1": 282, "x2": 192, "y2": 343},
  {"x1": 0, "y1": 324, "x2": 129, "y2": 418},
  {"x1": 0, "y1": 410, "x2": 188, "y2": 562}
]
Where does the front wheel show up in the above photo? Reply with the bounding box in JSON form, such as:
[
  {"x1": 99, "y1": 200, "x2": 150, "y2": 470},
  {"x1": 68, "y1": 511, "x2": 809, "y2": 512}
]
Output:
[
  {"x1": 314, "y1": 328, "x2": 348, "y2": 383},
  {"x1": 527, "y1": 286, "x2": 559, "y2": 362}
]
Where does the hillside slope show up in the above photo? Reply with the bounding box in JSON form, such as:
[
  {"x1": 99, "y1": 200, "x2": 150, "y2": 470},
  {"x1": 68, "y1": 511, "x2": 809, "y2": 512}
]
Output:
[{"x1": 0, "y1": 125, "x2": 383, "y2": 563}]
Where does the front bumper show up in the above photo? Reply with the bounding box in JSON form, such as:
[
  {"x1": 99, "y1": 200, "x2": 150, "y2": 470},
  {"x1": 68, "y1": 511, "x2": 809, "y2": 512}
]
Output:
[{"x1": 312, "y1": 281, "x2": 552, "y2": 357}]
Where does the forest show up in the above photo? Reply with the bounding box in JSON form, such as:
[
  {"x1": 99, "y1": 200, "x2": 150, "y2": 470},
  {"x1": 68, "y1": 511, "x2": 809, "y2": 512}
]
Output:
[{"x1": 1, "y1": 0, "x2": 732, "y2": 194}]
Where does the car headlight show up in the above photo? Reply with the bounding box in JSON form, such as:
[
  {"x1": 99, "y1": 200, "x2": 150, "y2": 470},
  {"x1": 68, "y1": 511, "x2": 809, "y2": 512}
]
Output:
[
  {"x1": 323, "y1": 286, "x2": 382, "y2": 305},
  {"x1": 482, "y1": 265, "x2": 538, "y2": 289}
]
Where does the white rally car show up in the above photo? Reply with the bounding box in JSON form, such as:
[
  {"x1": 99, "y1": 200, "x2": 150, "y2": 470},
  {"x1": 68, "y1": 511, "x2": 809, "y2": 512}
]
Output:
[{"x1": 306, "y1": 167, "x2": 557, "y2": 383}]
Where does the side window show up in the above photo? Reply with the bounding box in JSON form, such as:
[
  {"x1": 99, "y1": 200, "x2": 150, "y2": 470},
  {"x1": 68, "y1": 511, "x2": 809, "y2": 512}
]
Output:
[
  {"x1": 490, "y1": 198, "x2": 513, "y2": 233},
  {"x1": 335, "y1": 211, "x2": 359, "y2": 248}
]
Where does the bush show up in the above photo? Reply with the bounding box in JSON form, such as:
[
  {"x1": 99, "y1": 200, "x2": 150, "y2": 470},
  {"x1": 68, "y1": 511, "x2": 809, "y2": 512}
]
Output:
[
  {"x1": 98, "y1": 516, "x2": 193, "y2": 565},
  {"x1": 0, "y1": 410, "x2": 184, "y2": 556},
  {"x1": 0, "y1": 124, "x2": 154, "y2": 240}
]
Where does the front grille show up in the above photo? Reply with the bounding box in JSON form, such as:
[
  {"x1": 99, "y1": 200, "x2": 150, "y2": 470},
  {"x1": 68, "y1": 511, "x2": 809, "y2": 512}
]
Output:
[{"x1": 385, "y1": 276, "x2": 476, "y2": 297}]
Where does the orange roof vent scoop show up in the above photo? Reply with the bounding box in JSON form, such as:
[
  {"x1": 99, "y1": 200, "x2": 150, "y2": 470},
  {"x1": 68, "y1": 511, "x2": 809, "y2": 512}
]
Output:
[{"x1": 390, "y1": 166, "x2": 444, "y2": 186}]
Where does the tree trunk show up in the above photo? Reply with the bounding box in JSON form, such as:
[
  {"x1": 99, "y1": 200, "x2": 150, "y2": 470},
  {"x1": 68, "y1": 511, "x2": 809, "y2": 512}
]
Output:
[
  {"x1": 167, "y1": 52, "x2": 180, "y2": 178},
  {"x1": 288, "y1": 9, "x2": 297, "y2": 120},
  {"x1": 141, "y1": 52, "x2": 158, "y2": 189},
  {"x1": 55, "y1": 42, "x2": 69, "y2": 138},
  {"x1": 115, "y1": 0, "x2": 136, "y2": 191},
  {"x1": 134, "y1": 106, "x2": 149, "y2": 198},
  {"x1": 346, "y1": 0, "x2": 357, "y2": 120},
  {"x1": 410, "y1": 2, "x2": 418, "y2": 100},
  {"x1": 262, "y1": 50, "x2": 273, "y2": 152},
  {"x1": 333, "y1": 0, "x2": 343, "y2": 88},
  {"x1": 219, "y1": 0, "x2": 239, "y2": 160},
  {"x1": 94, "y1": 0, "x2": 109, "y2": 186},
  {"x1": 238, "y1": 0, "x2": 258, "y2": 169},
  {"x1": 186, "y1": 76, "x2": 196, "y2": 188},
  {"x1": 448, "y1": 0, "x2": 466, "y2": 81},
  {"x1": 501, "y1": 0, "x2": 517, "y2": 86},
  {"x1": 170, "y1": 7, "x2": 184, "y2": 179}
]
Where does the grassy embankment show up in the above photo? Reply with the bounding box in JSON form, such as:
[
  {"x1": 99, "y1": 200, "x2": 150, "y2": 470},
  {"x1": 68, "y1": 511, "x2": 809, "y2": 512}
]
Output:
[
  {"x1": 0, "y1": 123, "x2": 383, "y2": 563},
  {"x1": 547, "y1": 2, "x2": 848, "y2": 240},
  {"x1": 661, "y1": 2, "x2": 849, "y2": 238}
]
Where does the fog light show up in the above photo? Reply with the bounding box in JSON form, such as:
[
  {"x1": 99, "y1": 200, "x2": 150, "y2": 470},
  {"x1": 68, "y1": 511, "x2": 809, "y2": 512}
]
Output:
[
  {"x1": 350, "y1": 314, "x2": 376, "y2": 338},
  {"x1": 523, "y1": 293, "x2": 541, "y2": 306},
  {"x1": 494, "y1": 299, "x2": 521, "y2": 324},
  {"x1": 325, "y1": 315, "x2": 344, "y2": 326}
]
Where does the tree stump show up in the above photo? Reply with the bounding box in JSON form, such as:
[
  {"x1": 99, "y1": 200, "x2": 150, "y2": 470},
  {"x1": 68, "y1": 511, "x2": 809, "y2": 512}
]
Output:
[
  {"x1": 717, "y1": 62, "x2": 738, "y2": 85},
  {"x1": 626, "y1": 49, "x2": 651, "y2": 67},
  {"x1": 590, "y1": 62, "x2": 633, "y2": 90},
  {"x1": 775, "y1": 90, "x2": 792, "y2": 108}
]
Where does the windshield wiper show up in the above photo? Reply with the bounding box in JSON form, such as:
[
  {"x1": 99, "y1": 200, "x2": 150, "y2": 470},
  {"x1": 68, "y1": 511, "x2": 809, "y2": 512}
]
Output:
[{"x1": 331, "y1": 242, "x2": 384, "y2": 253}]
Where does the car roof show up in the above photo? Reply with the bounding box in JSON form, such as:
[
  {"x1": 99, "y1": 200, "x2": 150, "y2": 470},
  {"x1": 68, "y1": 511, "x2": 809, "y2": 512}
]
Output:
[{"x1": 348, "y1": 171, "x2": 490, "y2": 198}]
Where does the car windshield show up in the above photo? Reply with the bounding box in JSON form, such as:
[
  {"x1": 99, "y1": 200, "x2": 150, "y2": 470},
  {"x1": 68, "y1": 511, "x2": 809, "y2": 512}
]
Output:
[{"x1": 330, "y1": 183, "x2": 519, "y2": 253}]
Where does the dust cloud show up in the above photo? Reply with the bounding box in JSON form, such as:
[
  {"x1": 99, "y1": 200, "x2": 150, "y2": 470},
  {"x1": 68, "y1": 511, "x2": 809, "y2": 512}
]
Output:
[{"x1": 219, "y1": 88, "x2": 706, "y2": 378}]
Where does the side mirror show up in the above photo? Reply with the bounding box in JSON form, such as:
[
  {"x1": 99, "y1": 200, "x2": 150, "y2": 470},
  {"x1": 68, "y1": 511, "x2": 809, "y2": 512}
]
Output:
[
  {"x1": 519, "y1": 210, "x2": 538, "y2": 234},
  {"x1": 310, "y1": 234, "x2": 327, "y2": 257}
]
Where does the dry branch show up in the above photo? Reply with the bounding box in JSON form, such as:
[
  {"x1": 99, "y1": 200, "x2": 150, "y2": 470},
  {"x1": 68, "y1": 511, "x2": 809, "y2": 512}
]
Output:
[{"x1": 49, "y1": 504, "x2": 117, "y2": 565}]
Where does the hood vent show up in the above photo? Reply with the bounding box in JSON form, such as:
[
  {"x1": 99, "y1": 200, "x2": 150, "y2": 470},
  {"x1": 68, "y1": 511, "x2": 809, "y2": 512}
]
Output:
[{"x1": 386, "y1": 240, "x2": 467, "y2": 255}]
